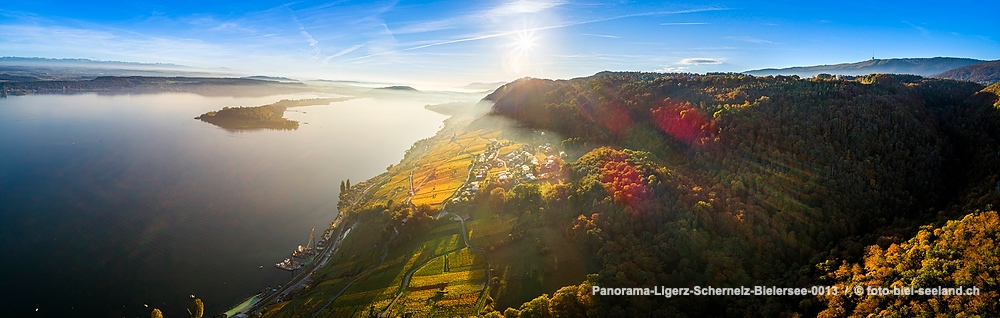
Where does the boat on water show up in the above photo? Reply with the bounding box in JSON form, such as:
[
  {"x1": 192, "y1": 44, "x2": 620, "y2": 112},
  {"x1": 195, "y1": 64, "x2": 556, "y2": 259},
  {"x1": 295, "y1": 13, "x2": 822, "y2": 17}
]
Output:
[
  {"x1": 290, "y1": 227, "x2": 316, "y2": 258},
  {"x1": 291, "y1": 245, "x2": 314, "y2": 259},
  {"x1": 275, "y1": 258, "x2": 303, "y2": 271},
  {"x1": 276, "y1": 227, "x2": 316, "y2": 270}
]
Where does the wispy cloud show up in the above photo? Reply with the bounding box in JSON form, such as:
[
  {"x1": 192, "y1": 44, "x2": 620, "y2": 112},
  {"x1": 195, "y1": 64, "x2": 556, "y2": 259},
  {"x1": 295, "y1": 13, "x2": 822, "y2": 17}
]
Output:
[
  {"x1": 725, "y1": 36, "x2": 774, "y2": 44},
  {"x1": 394, "y1": 19, "x2": 460, "y2": 34},
  {"x1": 290, "y1": 14, "x2": 320, "y2": 58},
  {"x1": 212, "y1": 23, "x2": 255, "y2": 33},
  {"x1": 393, "y1": 0, "x2": 565, "y2": 35},
  {"x1": 349, "y1": 6, "x2": 730, "y2": 62},
  {"x1": 679, "y1": 58, "x2": 723, "y2": 65},
  {"x1": 584, "y1": 7, "x2": 728, "y2": 24},
  {"x1": 488, "y1": 0, "x2": 566, "y2": 16},
  {"x1": 660, "y1": 22, "x2": 709, "y2": 26},
  {"x1": 581, "y1": 33, "x2": 619, "y2": 38},
  {"x1": 323, "y1": 44, "x2": 365, "y2": 64},
  {"x1": 901, "y1": 21, "x2": 929, "y2": 35}
]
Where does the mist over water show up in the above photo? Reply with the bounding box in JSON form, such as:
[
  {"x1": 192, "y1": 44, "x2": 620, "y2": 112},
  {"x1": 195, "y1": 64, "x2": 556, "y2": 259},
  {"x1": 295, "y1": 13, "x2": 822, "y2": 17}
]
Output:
[{"x1": 0, "y1": 93, "x2": 449, "y2": 317}]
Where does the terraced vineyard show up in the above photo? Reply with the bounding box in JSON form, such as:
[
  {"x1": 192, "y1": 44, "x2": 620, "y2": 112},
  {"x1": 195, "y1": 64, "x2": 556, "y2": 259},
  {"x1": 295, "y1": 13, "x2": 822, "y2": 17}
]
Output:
[
  {"x1": 387, "y1": 248, "x2": 489, "y2": 317},
  {"x1": 310, "y1": 222, "x2": 465, "y2": 317},
  {"x1": 370, "y1": 129, "x2": 506, "y2": 210}
]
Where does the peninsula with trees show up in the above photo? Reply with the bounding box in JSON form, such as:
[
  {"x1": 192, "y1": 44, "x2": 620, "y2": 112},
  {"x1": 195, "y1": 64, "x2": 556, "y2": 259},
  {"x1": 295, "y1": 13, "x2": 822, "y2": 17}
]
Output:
[{"x1": 194, "y1": 97, "x2": 351, "y2": 131}]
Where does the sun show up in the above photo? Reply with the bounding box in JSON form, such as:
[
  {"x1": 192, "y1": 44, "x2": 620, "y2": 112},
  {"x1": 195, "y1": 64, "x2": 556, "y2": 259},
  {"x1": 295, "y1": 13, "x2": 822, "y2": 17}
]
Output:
[
  {"x1": 513, "y1": 30, "x2": 536, "y2": 54},
  {"x1": 504, "y1": 29, "x2": 539, "y2": 74}
]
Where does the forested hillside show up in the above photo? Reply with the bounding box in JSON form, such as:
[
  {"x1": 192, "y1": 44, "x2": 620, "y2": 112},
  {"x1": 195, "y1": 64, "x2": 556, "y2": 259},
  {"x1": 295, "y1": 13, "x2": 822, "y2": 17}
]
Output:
[
  {"x1": 482, "y1": 72, "x2": 1000, "y2": 316},
  {"x1": 934, "y1": 60, "x2": 1000, "y2": 85}
]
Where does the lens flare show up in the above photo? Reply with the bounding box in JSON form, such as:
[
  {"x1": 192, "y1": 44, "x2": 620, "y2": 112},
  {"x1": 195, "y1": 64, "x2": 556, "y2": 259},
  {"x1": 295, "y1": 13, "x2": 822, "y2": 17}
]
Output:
[
  {"x1": 513, "y1": 30, "x2": 536, "y2": 53},
  {"x1": 504, "y1": 29, "x2": 538, "y2": 74}
]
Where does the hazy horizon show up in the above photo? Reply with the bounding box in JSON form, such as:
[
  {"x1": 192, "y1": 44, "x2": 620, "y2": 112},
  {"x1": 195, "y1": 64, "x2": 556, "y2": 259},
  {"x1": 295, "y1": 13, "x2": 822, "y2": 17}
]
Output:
[{"x1": 2, "y1": 0, "x2": 998, "y2": 86}]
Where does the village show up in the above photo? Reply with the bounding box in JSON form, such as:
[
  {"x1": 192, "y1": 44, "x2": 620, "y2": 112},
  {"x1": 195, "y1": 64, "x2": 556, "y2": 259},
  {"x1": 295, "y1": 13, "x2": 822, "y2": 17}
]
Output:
[{"x1": 451, "y1": 138, "x2": 567, "y2": 205}]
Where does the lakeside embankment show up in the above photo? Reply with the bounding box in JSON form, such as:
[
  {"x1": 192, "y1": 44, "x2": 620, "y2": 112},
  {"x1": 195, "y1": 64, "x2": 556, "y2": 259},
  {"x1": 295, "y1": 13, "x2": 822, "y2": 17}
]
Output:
[{"x1": 218, "y1": 112, "x2": 451, "y2": 317}]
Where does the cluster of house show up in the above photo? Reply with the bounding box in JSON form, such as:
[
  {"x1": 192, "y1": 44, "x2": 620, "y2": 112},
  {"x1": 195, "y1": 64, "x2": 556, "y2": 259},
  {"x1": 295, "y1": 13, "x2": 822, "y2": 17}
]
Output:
[
  {"x1": 453, "y1": 181, "x2": 480, "y2": 204},
  {"x1": 449, "y1": 140, "x2": 572, "y2": 205},
  {"x1": 500, "y1": 146, "x2": 541, "y2": 183},
  {"x1": 473, "y1": 139, "x2": 514, "y2": 179},
  {"x1": 451, "y1": 140, "x2": 542, "y2": 203}
]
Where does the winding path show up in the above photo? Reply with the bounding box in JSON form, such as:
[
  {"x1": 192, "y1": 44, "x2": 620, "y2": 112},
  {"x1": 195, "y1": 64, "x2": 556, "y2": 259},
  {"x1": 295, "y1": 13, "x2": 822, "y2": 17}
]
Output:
[
  {"x1": 377, "y1": 212, "x2": 492, "y2": 317},
  {"x1": 310, "y1": 247, "x2": 390, "y2": 318}
]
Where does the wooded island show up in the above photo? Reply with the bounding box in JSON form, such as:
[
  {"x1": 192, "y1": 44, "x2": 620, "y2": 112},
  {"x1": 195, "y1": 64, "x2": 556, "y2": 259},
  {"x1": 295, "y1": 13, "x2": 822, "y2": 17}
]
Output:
[{"x1": 195, "y1": 97, "x2": 351, "y2": 131}]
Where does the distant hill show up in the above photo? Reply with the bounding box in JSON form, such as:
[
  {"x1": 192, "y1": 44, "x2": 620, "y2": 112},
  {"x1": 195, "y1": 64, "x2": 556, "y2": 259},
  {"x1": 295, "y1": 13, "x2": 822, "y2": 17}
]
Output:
[
  {"x1": 242, "y1": 75, "x2": 300, "y2": 83},
  {"x1": 374, "y1": 85, "x2": 420, "y2": 92},
  {"x1": 0, "y1": 73, "x2": 40, "y2": 82},
  {"x1": 744, "y1": 57, "x2": 984, "y2": 77},
  {"x1": 933, "y1": 60, "x2": 1000, "y2": 85}
]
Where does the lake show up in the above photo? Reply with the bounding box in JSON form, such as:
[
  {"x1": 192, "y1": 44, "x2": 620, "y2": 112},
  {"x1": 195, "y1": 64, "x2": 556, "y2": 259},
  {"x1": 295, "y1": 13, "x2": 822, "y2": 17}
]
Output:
[{"x1": 0, "y1": 92, "x2": 453, "y2": 317}]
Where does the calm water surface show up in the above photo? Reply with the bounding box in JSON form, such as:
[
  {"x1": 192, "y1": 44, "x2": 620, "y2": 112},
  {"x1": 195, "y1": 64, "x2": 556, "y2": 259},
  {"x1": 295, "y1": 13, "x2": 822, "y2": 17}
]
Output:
[{"x1": 0, "y1": 93, "x2": 450, "y2": 317}]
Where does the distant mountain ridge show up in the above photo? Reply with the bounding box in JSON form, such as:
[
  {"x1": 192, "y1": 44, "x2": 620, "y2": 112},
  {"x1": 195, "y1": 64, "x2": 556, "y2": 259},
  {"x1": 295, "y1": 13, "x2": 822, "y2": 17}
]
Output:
[
  {"x1": 0, "y1": 76, "x2": 311, "y2": 97},
  {"x1": 933, "y1": 60, "x2": 1000, "y2": 85},
  {"x1": 0, "y1": 57, "x2": 188, "y2": 68},
  {"x1": 0, "y1": 56, "x2": 234, "y2": 80},
  {"x1": 745, "y1": 57, "x2": 984, "y2": 77}
]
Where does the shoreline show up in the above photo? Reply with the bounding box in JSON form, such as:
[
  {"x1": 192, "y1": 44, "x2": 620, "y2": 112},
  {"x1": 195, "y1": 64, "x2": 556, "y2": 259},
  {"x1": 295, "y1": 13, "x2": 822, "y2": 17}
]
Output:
[
  {"x1": 217, "y1": 212, "x2": 350, "y2": 318},
  {"x1": 217, "y1": 110, "x2": 464, "y2": 317}
]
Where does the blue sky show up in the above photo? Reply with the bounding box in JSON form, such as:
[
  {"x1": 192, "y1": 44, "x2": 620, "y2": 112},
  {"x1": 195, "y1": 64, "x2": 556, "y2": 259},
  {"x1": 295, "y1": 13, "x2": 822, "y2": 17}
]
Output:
[{"x1": 1, "y1": 0, "x2": 998, "y2": 85}]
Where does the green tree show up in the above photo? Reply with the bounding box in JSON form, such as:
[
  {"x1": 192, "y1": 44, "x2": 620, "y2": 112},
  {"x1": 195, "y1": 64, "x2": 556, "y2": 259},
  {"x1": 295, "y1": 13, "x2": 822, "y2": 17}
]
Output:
[
  {"x1": 489, "y1": 187, "x2": 508, "y2": 212},
  {"x1": 503, "y1": 307, "x2": 520, "y2": 318},
  {"x1": 483, "y1": 311, "x2": 504, "y2": 318},
  {"x1": 549, "y1": 286, "x2": 581, "y2": 317},
  {"x1": 507, "y1": 183, "x2": 542, "y2": 215},
  {"x1": 519, "y1": 294, "x2": 552, "y2": 318}
]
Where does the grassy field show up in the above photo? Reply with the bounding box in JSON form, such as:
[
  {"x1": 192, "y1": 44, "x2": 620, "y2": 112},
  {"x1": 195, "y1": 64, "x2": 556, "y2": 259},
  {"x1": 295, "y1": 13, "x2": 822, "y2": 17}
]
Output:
[
  {"x1": 465, "y1": 208, "x2": 517, "y2": 248},
  {"x1": 488, "y1": 226, "x2": 594, "y2": 311}
]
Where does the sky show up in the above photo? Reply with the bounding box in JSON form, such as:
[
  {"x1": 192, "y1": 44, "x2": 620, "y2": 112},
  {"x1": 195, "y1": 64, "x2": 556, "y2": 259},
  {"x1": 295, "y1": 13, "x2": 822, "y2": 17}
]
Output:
[{"x1": 1, "y1": 0, "x2": 998, "y2": 86}]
